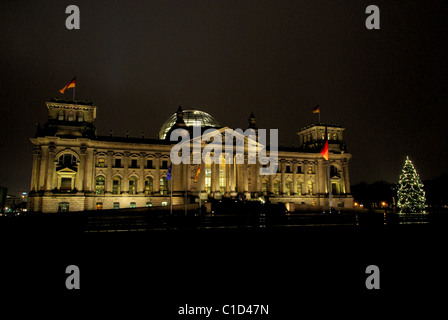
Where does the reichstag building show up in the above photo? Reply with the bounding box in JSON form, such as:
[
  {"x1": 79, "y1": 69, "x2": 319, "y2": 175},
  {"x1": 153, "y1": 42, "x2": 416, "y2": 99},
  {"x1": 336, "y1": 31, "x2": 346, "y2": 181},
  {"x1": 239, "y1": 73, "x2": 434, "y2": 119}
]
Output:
[{"x1": 27, "y1": 99, "x2": 353, "y2": 213}]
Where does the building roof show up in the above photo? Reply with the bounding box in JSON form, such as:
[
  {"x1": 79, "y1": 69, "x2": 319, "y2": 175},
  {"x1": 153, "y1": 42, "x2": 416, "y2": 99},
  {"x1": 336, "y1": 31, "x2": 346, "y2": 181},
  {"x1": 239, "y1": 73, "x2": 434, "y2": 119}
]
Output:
[{"x1": 158, "y1": 109, "x2": 221, "y2": 140}]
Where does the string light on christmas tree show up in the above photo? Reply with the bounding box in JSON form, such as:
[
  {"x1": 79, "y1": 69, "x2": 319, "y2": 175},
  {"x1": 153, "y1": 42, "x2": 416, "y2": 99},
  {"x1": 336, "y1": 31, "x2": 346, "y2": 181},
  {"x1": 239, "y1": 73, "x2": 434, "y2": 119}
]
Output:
[{"x1": 397, "y1": 156, "x2": 427, "y2": 214}]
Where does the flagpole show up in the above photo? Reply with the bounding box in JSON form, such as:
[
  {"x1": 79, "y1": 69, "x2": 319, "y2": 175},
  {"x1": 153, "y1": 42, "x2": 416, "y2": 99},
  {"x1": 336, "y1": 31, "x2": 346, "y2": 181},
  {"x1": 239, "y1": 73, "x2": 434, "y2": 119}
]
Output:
[
  {"x1": 73, "y1": 86, "x2": 75, "y2": 100},
  {"x1": 170, "y1": 170, "x2": 173, "y2": 216},
  {"x1": 328, "y1": 157, "x2": 332, "y2": 214},
  {"x1": 185, "y1": 164, "x2": 187, "y2": 216}
]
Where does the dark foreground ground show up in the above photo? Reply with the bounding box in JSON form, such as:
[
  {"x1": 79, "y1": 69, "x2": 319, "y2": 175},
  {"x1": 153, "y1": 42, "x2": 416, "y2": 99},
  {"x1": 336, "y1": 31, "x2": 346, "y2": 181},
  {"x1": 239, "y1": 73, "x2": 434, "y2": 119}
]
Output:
[{"x1": 0, "y1": 208, "x2": 446, "y2": 317}]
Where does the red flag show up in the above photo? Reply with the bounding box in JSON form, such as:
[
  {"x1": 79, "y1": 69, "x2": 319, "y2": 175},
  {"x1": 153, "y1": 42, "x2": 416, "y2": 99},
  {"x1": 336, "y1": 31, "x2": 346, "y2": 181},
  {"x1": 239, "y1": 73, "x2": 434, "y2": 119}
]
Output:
[
  {"x1": 312, "y1": 105, "x2": 320, "y2": 113},
  {"x1": 59, "y1": 77, "x2": 76, "y2": 94},
  {"x1": 320, "y1": 140, "x2": 329, "y2": 160},
  {"x1": 194, "y1": 165, "x2": 201, "y2": 182}
]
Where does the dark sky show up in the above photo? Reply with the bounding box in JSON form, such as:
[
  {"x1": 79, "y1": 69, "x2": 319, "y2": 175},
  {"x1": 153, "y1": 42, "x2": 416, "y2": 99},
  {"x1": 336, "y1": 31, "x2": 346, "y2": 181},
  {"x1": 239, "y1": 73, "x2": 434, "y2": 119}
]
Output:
[{"x1": 1, "y1": 0, "x2": 448, "y2": 194}]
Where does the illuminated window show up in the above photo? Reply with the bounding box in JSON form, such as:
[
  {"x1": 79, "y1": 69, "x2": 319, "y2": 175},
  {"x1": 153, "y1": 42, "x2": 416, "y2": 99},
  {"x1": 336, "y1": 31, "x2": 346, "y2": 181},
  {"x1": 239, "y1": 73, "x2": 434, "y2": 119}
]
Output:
[
  {"x1": 113, "y1": 202, "x2": 120, "y2": 209},
  {"x1": 129, "y1": 176, "x2": 137, "y2": 195},
  {"x1": 58, "y1": 111, "x2": 64, "y2": 121},
  {"x1": 162, "y1": 201, "x2": 168, "y2": 207},
  {"x1": 78, "y1": 112, "x2": 84, "y2": 122},
  {"x1": 285, "y1": 181, "x2": 291, "y2": 195},
  {"x1": 261, "y1": 179, "x2": 268, "y2": 196},
  {"x1": 130, "y1": 202, "x2": 136, "y2": 209},
  {"x1": 144, "y1": 177, "x2": 153, "y2": 195},
  {"x1": 308, "y1": 166, "x2": 313, "y2": 174},
  {"x1": 333, "y1": 133, "x2": 337, "y2": 140},
  {"x1": 98, "y1": 158, "x2": 105, "y2": 168},
  {"x1": 273, "y1": 180, "x2": 280, "y2": 195},
  {"x1": 308, "y1": 181, "x2": 314, "y2": 195},
  {"x1": 205, "y1": 164, "x2": 211, "y2": 194},
  {"x1": 296, "y1": 181, "x2": 303, "y2": 196},
  {"x1": 96, "y1": 202, "x2": 103, "y2": 210},
  {"x1": 146, "y1": 202, "x2": 152, "y2": 207},
  {"x1": 95, "y1": 176, "x2": 105, "y2": 195},
  {"x1": 160, "y1": 177, "x2": 168, "y2": 195},
  {"x1": 112, "y1": 177, "x2": 121, "y2": 194},
  {"x1": 68, "y1": 112, "x2": 74, "y2": 121}
]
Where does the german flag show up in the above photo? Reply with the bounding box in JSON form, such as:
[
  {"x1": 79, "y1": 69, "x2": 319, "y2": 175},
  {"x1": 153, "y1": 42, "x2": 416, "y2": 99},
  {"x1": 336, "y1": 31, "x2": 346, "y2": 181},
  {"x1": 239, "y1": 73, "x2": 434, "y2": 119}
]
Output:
[
  {"x1": 312, "y1": 105, "x2": 320, "y2": 113},
  {"x1": 320, "y1": 140, "x2": 329, "y2": 160},
  {"x1": 194, "y1": 165, "x2": 201, "y2": 182},
  {"x1": 320, "y1": 126, "x2": 329, "y2": 160},
  {"x1": 59, "y1": 77, "x2": 76, "y2": 94}
]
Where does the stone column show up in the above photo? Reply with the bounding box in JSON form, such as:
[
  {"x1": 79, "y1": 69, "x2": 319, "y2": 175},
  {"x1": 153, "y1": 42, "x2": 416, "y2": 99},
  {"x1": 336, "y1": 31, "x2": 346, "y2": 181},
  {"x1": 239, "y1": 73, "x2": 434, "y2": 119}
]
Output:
[
  {"x1": 38, "y1": 146, "x2": 48, "y2": 191},
  {"x1": 303, "y1": 160, "x2": 309, "y2": 194},
  {"x1": 317, "y1": 159, "x2": 324, "y2": 195},
  {"x1": 154, "y1": 153, "x2": 161, "y2": 193},
  {"x1": 106, "y1": 151, "x2": 113, "y2": 193},
  {"x1": 139, "y1": 152, "x2": 145, "y2": 193},
  {"x1": 343, "y1": 159, "x2": 351, "y2": 194},
  {"x1": 76, "y1": 144, "x2": 86, "y2": 191},
  {"x1": 280, "y1": 160, "x2": 285, "y2": 195},
  {"x1": 46, "y1": 143, "x2": 56, "y2": 190},
  {"x1": 186, "y1": 163, "x2": 191, "y2": 193},
  {"x1": 31, "y1": 146, "x2": 41, "y2": 192},
  {"x1": 84, "y1": 148, "x2": 95, "y2": 192},
  {"x1": 243, "y1": 156, "x2": 249, "y2": 192},
  {"x1": 292, "y1": 160, "x2": 297, "y2": 194},
  {"x1": 224, "y1": 162, "x2": 229, "y2": 194},
  {"x1": 122, "y1": 151, "x2": 129, "y2": 193}
]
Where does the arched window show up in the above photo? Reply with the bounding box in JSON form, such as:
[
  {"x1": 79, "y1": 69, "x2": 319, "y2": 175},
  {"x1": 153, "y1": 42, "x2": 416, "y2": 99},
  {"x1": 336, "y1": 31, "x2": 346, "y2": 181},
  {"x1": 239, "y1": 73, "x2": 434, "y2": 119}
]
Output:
[
  {"x1": 77, "y1": 112, "x2": 84, "y2": 122},
  {"x1": 308, "y1": 166, "x2": 313, "y2": 174},
  {"x1": 261, "y1": 179, "x2": 268, "y2": 196},
  {"x1": 333, "y1": 133, "x2": 337, "y2": 140},
  {"x1": 58, "y1": 154, "x2": 77, "y2": 167},
  {"x1": 129, "y1": 176, "x2": 138, "y2": 195},
  {"x1": 330, "y1": 165, "x2": 339, "y2": 178},
  {"x1": 160, "y1": 177, "x2": 168, "y2": 195},
  {"x1": 308, "y1": 181, "x2": 314, "y2": 195},
  {"x1": 285, "y1": 181, "x2": 291, "y2": 195},
  {"x1": 145, "y1": 177, "x2": 153, "y2": 195},
  {"x1": 296, "y1": 181, "x2": 303, "y2": 196},
  {"x1": 112, "y1": 177, "x2": 121, "y2": 194},
  {"x1": 273, "y1": 180, "x2": 280, "y2": 195},
  {"x1": 95, "y1": 176, "x2": 105, "y2": 195}
]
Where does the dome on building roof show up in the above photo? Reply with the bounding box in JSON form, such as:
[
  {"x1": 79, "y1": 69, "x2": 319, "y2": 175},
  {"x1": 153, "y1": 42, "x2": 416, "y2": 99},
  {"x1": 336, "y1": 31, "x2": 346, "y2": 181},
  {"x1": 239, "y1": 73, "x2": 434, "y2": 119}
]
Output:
[{"x1": 158, "y1": 109, "x2": 221, "y2": 140}]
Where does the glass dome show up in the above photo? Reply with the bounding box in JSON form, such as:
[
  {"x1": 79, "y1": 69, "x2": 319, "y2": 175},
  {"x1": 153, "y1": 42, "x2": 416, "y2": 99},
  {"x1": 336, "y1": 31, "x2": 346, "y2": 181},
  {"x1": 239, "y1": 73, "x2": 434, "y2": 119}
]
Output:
[{"x1": 158, "y1": 110, "x2": 221, "y2": 140}]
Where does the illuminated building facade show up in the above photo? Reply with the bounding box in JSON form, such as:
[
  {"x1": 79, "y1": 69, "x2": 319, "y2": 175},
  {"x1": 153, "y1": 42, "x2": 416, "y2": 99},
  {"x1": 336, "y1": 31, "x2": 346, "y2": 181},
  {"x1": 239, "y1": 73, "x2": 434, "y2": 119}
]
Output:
[{"x1": 27, "y1": 99, "x2": 353, "y2": 213}]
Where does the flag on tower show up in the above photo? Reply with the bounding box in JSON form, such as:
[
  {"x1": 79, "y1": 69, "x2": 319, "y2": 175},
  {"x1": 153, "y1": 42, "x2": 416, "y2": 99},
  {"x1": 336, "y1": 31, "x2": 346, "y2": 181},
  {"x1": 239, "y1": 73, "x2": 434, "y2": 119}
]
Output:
[
  {"x1": 59, "y1": 77, "x2": 76, "y2": 94},
  {"x1": 312, "y1": 105, "x2": 320, "y2": 113},
  {"x1": 194, "y1": 165, "x2": 201, "y2": 182}
]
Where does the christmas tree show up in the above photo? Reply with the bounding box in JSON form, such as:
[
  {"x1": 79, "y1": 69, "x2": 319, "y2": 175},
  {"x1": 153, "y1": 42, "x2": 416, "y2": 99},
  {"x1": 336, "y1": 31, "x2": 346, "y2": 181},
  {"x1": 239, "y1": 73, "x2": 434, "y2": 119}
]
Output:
[{"x1": 397, "y1": 156, "x2": 427, "y2": 214}]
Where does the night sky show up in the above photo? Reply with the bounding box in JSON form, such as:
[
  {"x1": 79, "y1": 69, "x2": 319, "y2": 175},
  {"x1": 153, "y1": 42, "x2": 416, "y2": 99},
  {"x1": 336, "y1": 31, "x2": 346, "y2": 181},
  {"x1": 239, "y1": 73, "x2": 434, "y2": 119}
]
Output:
[{"x1": 1, "y1": 0, "x2": 447, "y2": 194}]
